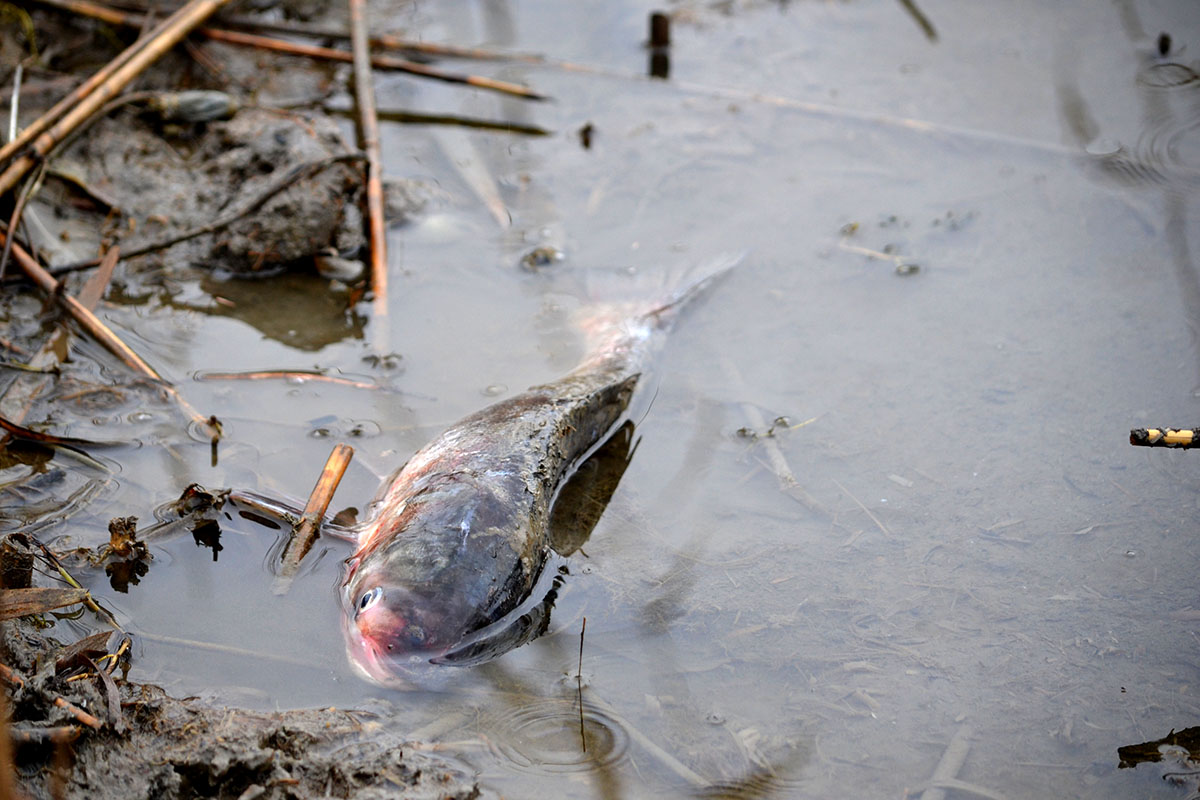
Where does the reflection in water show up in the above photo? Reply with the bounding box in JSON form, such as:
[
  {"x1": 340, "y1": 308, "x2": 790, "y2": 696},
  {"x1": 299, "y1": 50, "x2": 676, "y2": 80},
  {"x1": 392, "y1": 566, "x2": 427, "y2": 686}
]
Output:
[
  {"x1": 0, "y1": 440, "x2": 113, "y2": 536},
  {"x1": 1060, "y1": 9, "x2": 1200, "y2": 392},
  {"x1": 163, "y1": 273, "x2": 367, "y2": 352}
]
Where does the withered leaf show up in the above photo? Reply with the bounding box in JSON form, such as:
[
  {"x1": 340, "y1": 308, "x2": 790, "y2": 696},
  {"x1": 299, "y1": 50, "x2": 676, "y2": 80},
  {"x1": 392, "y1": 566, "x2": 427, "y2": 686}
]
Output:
[{"x1": 0, "y1": 587, "x2": 90, "y2": 620}]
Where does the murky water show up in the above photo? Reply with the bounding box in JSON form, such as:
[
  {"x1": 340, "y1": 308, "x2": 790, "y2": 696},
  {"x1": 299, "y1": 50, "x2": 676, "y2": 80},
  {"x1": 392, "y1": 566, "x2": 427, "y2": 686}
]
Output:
[{"x1": 6, "y1": 0, "x2": 1200, "y2": 796}]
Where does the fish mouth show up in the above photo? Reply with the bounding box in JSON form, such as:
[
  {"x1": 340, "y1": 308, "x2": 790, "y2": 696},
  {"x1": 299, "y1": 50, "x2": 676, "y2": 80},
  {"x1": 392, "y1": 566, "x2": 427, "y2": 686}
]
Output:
[{"x1": 344, "y1": 622, "x2": 440, "y2": 688}]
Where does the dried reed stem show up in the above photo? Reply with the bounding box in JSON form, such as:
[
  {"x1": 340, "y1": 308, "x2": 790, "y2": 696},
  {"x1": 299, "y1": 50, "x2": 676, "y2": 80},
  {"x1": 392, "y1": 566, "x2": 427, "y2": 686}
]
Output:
[
  {"x1": 275, "y1": 443, "x2": 354, "y2": 592},
  {"x1": 348, "y1": 0, "x2": 387, "y2": 322}
]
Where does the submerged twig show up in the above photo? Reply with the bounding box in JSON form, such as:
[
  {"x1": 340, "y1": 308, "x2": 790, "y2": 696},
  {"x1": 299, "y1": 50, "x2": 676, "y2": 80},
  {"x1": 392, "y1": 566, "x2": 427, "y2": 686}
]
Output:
[
  {"x1": 1130, "y1": 427, "x2": 1200, "y2": 449},
  {"x1": 196, "y1": 370, "x2": 379, "y2": 390},
  {"x1": 718, "y1": 354, "x2": 826, "y2": 515},
  {"x1": 347, "y1": 0, "x2": 387, "y2": 324},
  {"x1": 918, "y1": 724, "x2": 973, "y2": 800},
  {"x1": 0, "y1": 0, "x2": 237, "y2": 196},
  {"x1": 75, "y1": 245, "x2": 120, "y2": 311},
  {"x1": 896, "y1": 0, "x2": 938, "y2": 42},
  {"x1": 274, "y1": 443, "x2": 354, "y2": 593},
  {"x1": 831, "y1": 478, "x2": 891, "y2": 539}
]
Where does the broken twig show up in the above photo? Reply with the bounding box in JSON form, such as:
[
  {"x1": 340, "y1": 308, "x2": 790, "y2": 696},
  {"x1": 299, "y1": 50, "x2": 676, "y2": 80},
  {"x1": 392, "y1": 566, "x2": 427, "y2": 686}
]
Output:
[
  {"x1": 0, "y1": 662, "x2": 103, "y2": 731},
  {"x1": 275, "y1": 443, "x2": 354, "y2": 593},
  {"x1": 1130, "y1": 427, "x2": 1200, "y2": 449},
  {"x1": 0, "y1": 229, "x2": 219, "y2": 441}
]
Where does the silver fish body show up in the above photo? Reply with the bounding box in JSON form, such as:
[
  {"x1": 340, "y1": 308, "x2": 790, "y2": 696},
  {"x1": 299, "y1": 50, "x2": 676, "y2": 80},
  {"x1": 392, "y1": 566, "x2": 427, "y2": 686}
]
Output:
[{"x1": 343, "y1": 258, "x2": 738, "y2": 684}]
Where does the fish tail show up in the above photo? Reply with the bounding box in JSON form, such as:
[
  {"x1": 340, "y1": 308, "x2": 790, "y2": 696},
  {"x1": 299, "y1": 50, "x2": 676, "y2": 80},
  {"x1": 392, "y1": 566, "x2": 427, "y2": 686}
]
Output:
[
  {"x1": 577, "y1": 251, "x2": 747, "y2": 352},
  {"x1": 641, "y1": 250, "x2": 747, "y2": 328}
]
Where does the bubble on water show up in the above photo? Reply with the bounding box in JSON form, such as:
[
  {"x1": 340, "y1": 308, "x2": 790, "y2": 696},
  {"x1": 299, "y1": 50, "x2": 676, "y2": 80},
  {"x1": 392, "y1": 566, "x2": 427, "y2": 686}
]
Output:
[{"x1": 483, "y1": 384, "x2": 507, "y2": 397}]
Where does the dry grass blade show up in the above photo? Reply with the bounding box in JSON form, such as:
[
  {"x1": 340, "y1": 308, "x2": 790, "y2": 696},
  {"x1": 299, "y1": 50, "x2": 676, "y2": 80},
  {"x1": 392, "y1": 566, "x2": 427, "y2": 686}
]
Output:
[
  {"x1": 55, "y1": 630, "x2": 115, "y2": 672},
  {"x1": 275, "y1": 443, "x2": 355, "y2": 593},
  {"x1": 0, "y1": 0, "x2": 237, "y2": 196},
  {"x1": 0, "y1": 587, "x2": 90, "y2": 620},
  {"x1": 75, "y1": 245, "x2": 120, "y2": 311},
  {"x1": 347, "y1": 0, "x2": 387, "y2": 323},
  {"x1": 83, "y1": 655, "x2": 124, "y2": 732}
]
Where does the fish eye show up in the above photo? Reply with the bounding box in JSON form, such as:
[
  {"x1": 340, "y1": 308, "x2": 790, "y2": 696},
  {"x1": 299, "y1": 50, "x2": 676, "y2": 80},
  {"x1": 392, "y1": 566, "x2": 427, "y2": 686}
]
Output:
[{"x1": 357, "y1": 586, "x2": 383, "y2": 614}]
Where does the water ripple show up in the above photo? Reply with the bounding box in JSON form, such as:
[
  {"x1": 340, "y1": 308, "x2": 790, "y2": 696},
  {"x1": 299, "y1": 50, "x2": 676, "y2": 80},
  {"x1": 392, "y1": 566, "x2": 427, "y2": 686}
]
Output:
[{"x1": 485, "y1": 698, "x2": 629, "y2": 775}]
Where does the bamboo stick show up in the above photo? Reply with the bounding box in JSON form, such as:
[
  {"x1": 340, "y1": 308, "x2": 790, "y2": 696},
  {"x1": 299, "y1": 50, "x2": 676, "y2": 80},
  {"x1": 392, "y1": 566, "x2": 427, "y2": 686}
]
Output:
[
  {"x1": 0, "y1": 0, "x2": 236, "y2": 197},
  {"x1": 275, "y1": 443, "x2": 354, "y2": 593},
  {"x1": 348, "y1": 0, "x2": 387, "y2": 323}
]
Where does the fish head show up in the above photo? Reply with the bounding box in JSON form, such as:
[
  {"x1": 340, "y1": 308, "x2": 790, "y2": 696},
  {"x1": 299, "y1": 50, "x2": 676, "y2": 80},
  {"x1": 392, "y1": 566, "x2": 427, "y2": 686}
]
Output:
[
  {"x1": 343, "y1": 569, "x2": 460, "y2": 682},
  {"x1": 342, "y1": 472, "x2": 529, "y2": 684}
]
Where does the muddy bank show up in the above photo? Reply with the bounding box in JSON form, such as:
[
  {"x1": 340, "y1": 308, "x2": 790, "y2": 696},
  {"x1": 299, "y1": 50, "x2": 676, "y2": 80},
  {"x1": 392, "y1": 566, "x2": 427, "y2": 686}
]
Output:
[{"x1": 2, "y1": 616, "x2": 483, "y2": 800}]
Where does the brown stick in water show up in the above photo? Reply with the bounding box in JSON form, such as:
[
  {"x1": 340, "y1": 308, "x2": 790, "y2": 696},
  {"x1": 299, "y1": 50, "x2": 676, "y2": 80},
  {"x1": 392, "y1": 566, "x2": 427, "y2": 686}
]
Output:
[
  {"x1": 347, "y1": 0, "x2": 388, "y2": 324},
  {"x1": 275, "y1": 443, "x2": 355, "y2": 592}
]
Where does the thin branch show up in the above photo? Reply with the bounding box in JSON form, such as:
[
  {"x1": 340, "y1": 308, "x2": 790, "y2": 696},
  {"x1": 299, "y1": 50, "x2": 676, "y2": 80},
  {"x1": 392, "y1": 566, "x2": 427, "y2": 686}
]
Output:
[
  {"x1": 197, "y1": 28, "x2": 547, "y2": 101},
  {"x1": 348, "y1": 0, "x2": 387, "y2": 323}
]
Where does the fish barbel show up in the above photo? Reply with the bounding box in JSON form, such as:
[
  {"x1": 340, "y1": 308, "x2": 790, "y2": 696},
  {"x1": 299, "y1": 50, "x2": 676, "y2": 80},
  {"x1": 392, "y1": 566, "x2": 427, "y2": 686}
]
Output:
[{"x1": 343, "y1": 255, "x2": 741, "y2": 684}]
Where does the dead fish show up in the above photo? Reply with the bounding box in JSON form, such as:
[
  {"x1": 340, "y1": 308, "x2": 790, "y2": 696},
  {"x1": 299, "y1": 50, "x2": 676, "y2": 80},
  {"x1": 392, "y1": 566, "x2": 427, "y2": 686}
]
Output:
[{"x1": 343, "y1": 254, "x2": 743, "y2": 684}]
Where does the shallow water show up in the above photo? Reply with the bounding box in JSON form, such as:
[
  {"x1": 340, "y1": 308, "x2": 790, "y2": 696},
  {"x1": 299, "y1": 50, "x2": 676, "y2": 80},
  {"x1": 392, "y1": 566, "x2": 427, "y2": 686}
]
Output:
[{"x1": 7, "y1": 0, "x2": 1200, "y2": 796}]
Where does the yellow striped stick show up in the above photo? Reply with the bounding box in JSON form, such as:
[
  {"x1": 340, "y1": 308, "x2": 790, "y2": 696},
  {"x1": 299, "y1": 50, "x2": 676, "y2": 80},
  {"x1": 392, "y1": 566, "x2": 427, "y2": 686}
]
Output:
[{"x1": 1129, "y1": 427, "x2": 1200, "y2": 449}]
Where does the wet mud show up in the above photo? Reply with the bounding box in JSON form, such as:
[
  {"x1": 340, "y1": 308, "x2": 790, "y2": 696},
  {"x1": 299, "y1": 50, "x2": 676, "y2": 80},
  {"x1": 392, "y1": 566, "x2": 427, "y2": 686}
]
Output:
[{"x1": 2, "y1": 618, "x2": 482, "y2": 800}]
